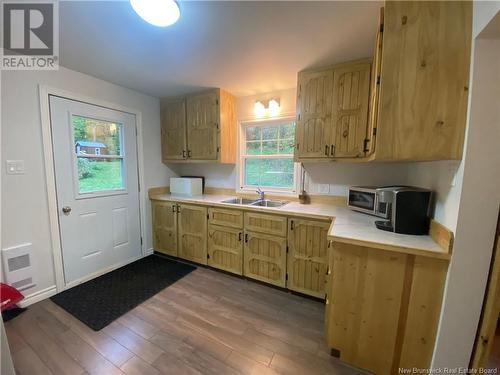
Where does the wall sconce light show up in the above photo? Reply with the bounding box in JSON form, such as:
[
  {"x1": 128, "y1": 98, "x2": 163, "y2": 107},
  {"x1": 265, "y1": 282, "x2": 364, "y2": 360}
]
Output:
[{"x1": 254, "y1": 99, "x2": 281, "y2": 118}]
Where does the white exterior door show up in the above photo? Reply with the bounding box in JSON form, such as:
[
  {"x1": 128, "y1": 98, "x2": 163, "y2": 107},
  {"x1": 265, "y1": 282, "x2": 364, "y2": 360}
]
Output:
[{"x1": 50, "y1": 96, "x2": 141, "y2": 285}]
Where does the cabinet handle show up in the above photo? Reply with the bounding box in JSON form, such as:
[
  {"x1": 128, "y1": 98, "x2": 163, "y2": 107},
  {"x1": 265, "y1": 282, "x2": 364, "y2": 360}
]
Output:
[
  {"x1": 245, "y1": 233, "x2": 248, "y2": 243},
  {"x1": 182, "y1": 150, "x2": 186, "y2": 158},
  {"x1": 187, "y1": 150, "x2": 192, "y2": 158},
  {"x1": 290, "y1": 220, "x2": 294, "y2": 231},
  {"x1": 176, "y1": 204, "x2": 180, "y2": 213},
  {"x1": 238, "y1": 232, "x2": 242, "y2": 242},
  {"x1": 324, "y1": 145, "x2": 329, "y2": 156},
  {"x1": 172, "y1": 204, "x2": 176, "y2": 212},
  {"x1": 330, "y1": 144, "x2": 335, "y2": 156}
]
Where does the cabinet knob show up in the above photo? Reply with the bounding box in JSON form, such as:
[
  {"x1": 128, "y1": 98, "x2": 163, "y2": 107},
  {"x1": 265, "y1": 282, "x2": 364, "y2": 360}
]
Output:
[{"x1": 342, "y1": 130, "x2": 348, "y2": 138}]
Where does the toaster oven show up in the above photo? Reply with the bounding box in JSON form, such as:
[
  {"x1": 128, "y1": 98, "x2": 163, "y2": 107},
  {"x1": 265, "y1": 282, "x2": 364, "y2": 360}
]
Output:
[{"x1": 347, "y1": 186, "x2": 390, "y2": 219}]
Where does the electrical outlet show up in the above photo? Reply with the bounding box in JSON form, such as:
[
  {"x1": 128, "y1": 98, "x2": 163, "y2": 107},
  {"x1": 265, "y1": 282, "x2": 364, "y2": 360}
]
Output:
[{"x1": 6, "y1": 160, "x2": 25, "y2": 175}]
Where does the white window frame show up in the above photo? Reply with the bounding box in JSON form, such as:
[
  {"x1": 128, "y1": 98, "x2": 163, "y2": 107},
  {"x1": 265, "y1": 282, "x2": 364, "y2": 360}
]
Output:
[{"x1": 238, "y1": 116, "x2": 301, "y2": 196}]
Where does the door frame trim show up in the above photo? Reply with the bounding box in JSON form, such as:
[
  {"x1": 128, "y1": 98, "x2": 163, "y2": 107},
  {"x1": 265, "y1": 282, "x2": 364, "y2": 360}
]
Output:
[{"x1": 38, "y1": 84, "x2": 147, "y2": 292}]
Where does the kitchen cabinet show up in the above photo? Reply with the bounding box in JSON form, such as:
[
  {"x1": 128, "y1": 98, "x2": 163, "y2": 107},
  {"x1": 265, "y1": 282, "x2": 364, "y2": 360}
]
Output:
[
  {"x1": 325, "y1": 241, "x2": 448, "y2": 374},
  {"x1": 152, "y1": 201, "x2": 178, "y2": 256},
  {"x1": 208, "y1": 225, "x2": 243, "y2": 275},
  {"x1": 207, "y1": 207, "x2": 244, "y2": 275},
  {"x1": 243, "y1": 230, "x2": 287, "y2": 287},
  {"x1": 287, "y1": 218, "x2": 330, "y2": 298},
  {"x1": 295, "y1": 59, "x2": 371, "y2": 161},
  {"x1": 160, "y1": 99, "x2": 187, "y2": 161},
  {"x1": 373, "y1": 1, "x2": 472, "y2": 160},
  {"x1": 295, "y1": 1, "x2": 472, "y2": 162},
  {"x1": 178, "y1": 204, "x2": 208, "y2": 265},
  {"x1": 160, "y1": 88, "x2": 236, "y2": 163}
]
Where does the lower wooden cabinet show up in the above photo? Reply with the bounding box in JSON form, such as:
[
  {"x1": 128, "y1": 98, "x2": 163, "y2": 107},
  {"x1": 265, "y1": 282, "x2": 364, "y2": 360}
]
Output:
[
  {"x1": 325, "y1": 241, "x2": 449, "y2": 374},
  {"x1": 243, "y1": 230, "x2": 287, "y2": 287},
  {"x1": 208, "y1": 224, "x2": 243, "y2": 275},
  {"x1": 152, "y1": 201, "x2": 178, "y2": 256},
  {"x1": 287, "y1": 218, "x2": 330, "y2": 298},
  {"x1": 178, "y1": 204, "x2": 208, "y2": 265}
]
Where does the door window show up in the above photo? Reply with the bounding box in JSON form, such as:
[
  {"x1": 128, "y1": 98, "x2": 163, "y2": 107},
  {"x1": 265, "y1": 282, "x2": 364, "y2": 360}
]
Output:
[{"x1": 72, "y1": 115, "x2": 125, "y2": 194}]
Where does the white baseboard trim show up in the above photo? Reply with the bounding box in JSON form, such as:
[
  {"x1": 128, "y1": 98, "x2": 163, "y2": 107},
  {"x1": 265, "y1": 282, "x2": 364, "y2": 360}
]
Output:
[
  {"x1": 18, "y1": 285, "x2": 57, "y2": 307},
  {"x1": 145, "y1": 248, "x2": 154, "y2": 255}
]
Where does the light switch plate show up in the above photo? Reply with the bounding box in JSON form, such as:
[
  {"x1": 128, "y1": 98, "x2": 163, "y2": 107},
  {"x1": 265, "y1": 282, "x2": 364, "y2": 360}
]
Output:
[{"x1": 6, "y1": 160, "x2": 25, "y2": 174}]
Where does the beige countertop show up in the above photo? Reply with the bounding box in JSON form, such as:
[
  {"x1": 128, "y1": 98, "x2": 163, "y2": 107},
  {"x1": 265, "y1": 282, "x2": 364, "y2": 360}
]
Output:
[{"x1": 150, "y1": 193, "x2": 451, "y2": 260}]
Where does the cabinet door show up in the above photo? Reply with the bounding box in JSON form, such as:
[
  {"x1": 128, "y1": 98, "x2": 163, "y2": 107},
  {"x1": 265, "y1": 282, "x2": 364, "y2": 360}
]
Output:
[
  {"x1": 161, "y1": 99, "x2": 187, "y2": 161},
  {"x1": 243, "y1": 230, "x2": 287, "y2": 287},
  {"x1": 178, "y1": 204, "x2": 208, "y2": 265},
  {"x1": 287, "y1": 219, "x2": 330, "y2": 298},
  {"x1": 244, "y1": 212, "x2": 287, "y2": 237},
  {"x1": 376, "y1": 1, "x2": 471, "y2": 160},
  {"x1": 295, "y1": 70, "x2": 334, "y2": 159},
  {"x1": 186, "y1": 91, "x2": 219, "y2": 160},
  {"x1": 208, "y1": 224, "x2": 243, "y2": 275},
  {"x1": 331, "y1": 62, "x2": 371, "y2": 158},
  {"x1": 152, "y1": 201, "x2": 177, "y2": 256}
]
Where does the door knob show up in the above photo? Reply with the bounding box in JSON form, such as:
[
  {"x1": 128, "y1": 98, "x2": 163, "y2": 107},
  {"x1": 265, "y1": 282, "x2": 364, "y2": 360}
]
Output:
[{"x1": 62, "y1": 206, "x2": 72, "y2": 215}]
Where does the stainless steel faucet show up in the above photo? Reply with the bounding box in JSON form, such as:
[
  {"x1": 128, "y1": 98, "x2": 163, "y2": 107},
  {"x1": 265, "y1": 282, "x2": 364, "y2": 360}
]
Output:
[{"x1": 256, "y1": 187, "x2": 265, "y2": 201}]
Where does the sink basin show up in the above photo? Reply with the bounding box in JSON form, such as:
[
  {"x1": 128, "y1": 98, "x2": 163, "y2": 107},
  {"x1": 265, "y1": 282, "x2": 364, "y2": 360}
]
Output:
[
  {"x1": 221, "y1": 198, "x2": 259, "y2": 205},
  {"x1": 250, "y1": 199, "x2": 288, "y2": 208}
]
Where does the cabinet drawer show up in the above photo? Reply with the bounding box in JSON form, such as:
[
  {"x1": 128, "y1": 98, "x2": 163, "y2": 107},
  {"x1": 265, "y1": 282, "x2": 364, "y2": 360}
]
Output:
[
  {"x1": 209, "y1": 207, "x2": 243, "y2": 229},
  {"x1": 244, "y1": 212, "x2": 287, "y2": 237}
]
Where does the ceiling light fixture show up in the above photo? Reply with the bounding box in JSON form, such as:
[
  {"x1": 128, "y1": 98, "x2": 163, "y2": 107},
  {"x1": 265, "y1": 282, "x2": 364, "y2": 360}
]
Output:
[
  {"x1": 254, "y1": 99, "x2": 281, "y2": 118},
  {"x1": 130, "y1": 0, "x2": 180, "y2": 27}
]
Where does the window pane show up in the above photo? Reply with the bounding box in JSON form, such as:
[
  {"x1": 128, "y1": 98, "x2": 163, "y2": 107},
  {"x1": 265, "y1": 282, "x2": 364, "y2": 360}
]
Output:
[
  {"x1": 246, "y1": 126, "x2": 261, "y2": 141},
  {"x1": 246, "y1": 141, "x2": 261, "y2": 155},
  {"x1": 279, "y1": 138, "x2": 295, "y2": 154},
  {"x1": 279, "y1": 122, "x2": 295, "y2": 139},
  {"x1": 262, "y1": 126, "x2": 278, "y2": 140},
  {"x1": 73, "y1": 115, "x2": 122, "y2": 156},
  {"x1": 77, "y1": 158, "x2": 124, "y2": 193},
  {"x1": 262, "y1": 141, "x2": 278, "y2": 155},
  {"x1": 244, "y1": 158, "x2": 294, "y2": 189}
]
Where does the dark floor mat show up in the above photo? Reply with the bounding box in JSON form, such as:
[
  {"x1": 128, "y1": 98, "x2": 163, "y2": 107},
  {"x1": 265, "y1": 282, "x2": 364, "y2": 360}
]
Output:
[{"x1": 51, "y1": 255, "x2": 195, "y2": 331}]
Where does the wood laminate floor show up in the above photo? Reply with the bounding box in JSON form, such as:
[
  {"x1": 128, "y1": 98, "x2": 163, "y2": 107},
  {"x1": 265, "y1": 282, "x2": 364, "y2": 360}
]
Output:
[{"x1": 5, "y1": 266, "x2": 367, "y2": 375}]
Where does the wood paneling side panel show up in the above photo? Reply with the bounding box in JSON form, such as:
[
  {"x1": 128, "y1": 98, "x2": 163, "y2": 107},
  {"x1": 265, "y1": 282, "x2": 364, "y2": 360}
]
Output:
[
  {"x1": 399, "y1": 256, "x2": 449, "y2": 369},
  {"x1": 287, "y1": 219, "x2": 330, "y2": 298},
  {"x1": 186, "y1": 90, "x2": 219, "y2": 160},
  {"x1": 178, "y1": 204, "x2": 208, "y2": 265},
  {"x1": 152, "y1": 201, "x2": 177, "y2": 256},
  {"x1": 328, "y1": 243, "x2": 407, "y2": 374},
  {"x1": 160, "y1": 99, "x2": 187, "y2": 161},
  {"x1": 208, "y1": 224, "x2": 243, "y2": 275},
  {"x1": 219, "y1": 89, "x2": 236, "y2": 164},
  {"x1": 375, "y1": 1, "x2": 472, "y2": 160},
  {"x1": 243, "y1": 231, "x2": 287, "y2": 287}
]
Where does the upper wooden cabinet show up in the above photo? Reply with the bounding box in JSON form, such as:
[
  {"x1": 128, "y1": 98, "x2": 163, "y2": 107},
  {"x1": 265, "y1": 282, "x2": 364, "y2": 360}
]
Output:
[
  {"x1": 373, "y1": 1, "x2": 472, "y2": 161},
  {"x1": 295, "y1": 1, "x2": 472, "y2": 162},
  {"x1": 160, "y1": 88, "x2": 236, "y2": 163},
  {"x1": 295, "y1": 59, "x2": 372, "y2": 161}
]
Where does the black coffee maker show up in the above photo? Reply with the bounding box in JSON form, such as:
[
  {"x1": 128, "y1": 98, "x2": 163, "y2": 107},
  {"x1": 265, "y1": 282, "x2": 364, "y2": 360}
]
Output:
[{"x1": 374, "y1": 186, "x2": 432, "y2": 235}]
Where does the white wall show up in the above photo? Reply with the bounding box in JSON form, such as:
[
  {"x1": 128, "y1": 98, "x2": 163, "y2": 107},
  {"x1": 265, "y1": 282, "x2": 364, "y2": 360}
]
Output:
[
  {"x1": 431, "y1": 3, "x2": 500, "y2": 368},
  {"x1": 0, "y1": 67, "x2": 177, "y2": 299}
]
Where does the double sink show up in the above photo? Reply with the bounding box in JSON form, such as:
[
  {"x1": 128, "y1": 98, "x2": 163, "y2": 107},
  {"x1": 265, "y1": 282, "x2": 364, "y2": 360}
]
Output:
[{"x1": 221, "y1": 197, "x2": 288, "y2": 208}]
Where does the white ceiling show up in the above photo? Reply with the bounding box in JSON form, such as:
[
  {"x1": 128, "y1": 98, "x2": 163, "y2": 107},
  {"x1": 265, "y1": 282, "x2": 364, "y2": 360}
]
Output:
[{"x1": 60, "y1": 1, "x2": 382, "y2": 98}]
